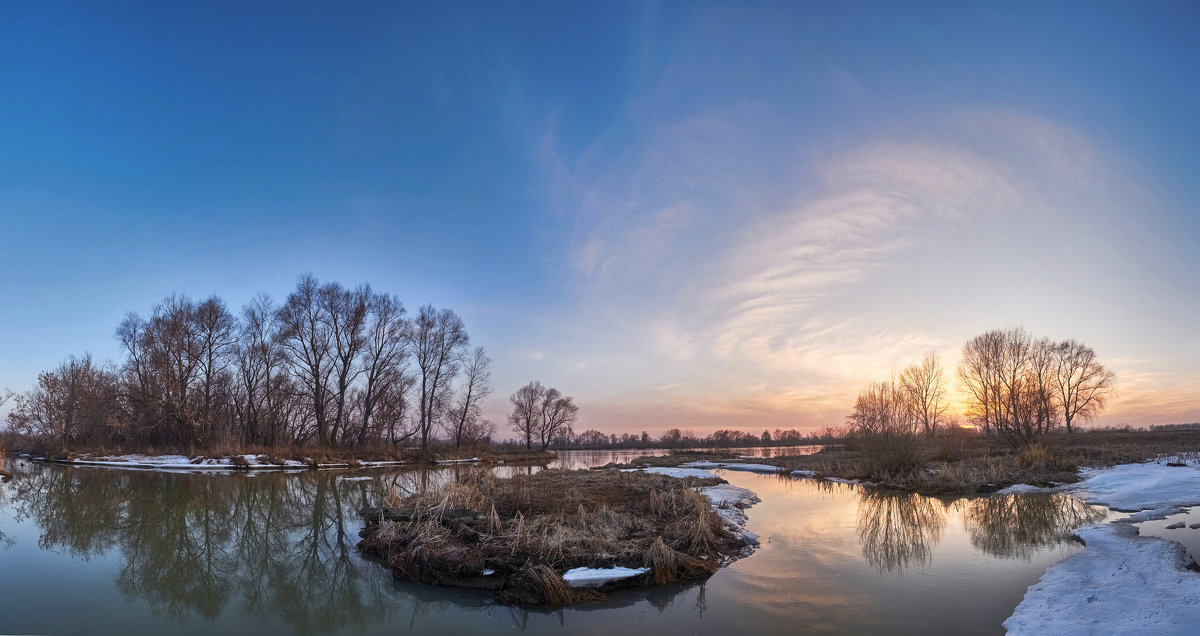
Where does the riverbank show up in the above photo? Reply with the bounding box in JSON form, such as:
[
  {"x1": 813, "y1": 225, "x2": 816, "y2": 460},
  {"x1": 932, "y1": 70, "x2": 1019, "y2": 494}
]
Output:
[
  {"x1": 1003, "y1": 461, "x2": 1200, "y2": 635},
  {"x1": 6, "y1": 446, "x2": 556, "y2": 472},
  {"x1": 357, "y1": 467, "x2": 759, "y2": 604},
  {"x1": 612, "y1": 430, "x2": 1200, "y2": 495}
]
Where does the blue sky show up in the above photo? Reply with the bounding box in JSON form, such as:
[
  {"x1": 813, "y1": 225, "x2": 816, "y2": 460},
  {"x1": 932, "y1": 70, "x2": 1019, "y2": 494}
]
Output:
[{"x1": 2, "y1": 1, "x2": 1198, "y2": 432}]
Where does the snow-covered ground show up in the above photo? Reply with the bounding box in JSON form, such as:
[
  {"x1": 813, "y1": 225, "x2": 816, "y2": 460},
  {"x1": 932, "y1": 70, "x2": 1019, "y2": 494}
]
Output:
[
  {"x1": 678, "y1": 460, "x2": 785, "y2": 474},
  {"x1": 1005, "y1": 462, "x2": 1200, "y2": 635},
  {"x1": 51, "y1": 453, "x2": 404, "y2": 471}
]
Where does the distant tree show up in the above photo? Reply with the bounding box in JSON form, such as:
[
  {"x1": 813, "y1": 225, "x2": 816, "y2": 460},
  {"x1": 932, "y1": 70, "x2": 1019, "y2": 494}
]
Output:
[
  {"x1": 846, "y1": 378, "x2": 920, "y2": 475},
  {"x1": 537, "y1": 387, "x2": 578, "y2": 450},
  {"x1": 508, "y1": 381, "x2": 543, "y2": 450},
  {"x1": 900, "y1": 352, "x2": 948, "y2": 438},
  {"x1": 661, "y1": 428, "x2": 683, "y2": 447},
  {"x1": 761, "y1": 430, "x2": 772, "y2": 443},
  {"x1": 1052, "y1": 339, "x2": 1116, "y2": 433}
]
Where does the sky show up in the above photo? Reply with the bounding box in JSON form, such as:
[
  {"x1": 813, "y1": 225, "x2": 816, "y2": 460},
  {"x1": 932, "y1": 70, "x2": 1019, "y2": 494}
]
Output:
[{"x1": 2, "y1": 1, "x2": 1199, "y2": 435}]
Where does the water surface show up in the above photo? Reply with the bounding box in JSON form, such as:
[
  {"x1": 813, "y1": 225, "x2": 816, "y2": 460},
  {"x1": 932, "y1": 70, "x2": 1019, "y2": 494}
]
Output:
[{"x1": 0, "y1": 454, "x2": 1113, "y2": 634}]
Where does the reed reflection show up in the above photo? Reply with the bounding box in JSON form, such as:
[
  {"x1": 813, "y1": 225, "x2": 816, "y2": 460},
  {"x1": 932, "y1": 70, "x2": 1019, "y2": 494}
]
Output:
[
  {"x1": 856, "y1": 491, "x2": 948, "y2": 574},
  {"x1": 960, "y1": 493, "x2": 1106, "y2": 560}
]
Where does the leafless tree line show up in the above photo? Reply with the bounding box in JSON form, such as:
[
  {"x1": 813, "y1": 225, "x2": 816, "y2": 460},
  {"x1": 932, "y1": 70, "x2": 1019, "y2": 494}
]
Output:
[
  {"x1": 846, "y1": 328, "x2": 1115, "y2": 451},
  {"x1": 6, "y1": 274, "x2": 493, "y2": 452},
  {"x1": 958, "y1": 327, "x2": 1115, "y2": 445}
]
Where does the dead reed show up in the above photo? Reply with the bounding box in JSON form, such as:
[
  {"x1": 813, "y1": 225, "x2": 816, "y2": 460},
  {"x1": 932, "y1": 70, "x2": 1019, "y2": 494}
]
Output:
[{"x1": 357, "y1": 468, "x2": 742, "y2": 604}]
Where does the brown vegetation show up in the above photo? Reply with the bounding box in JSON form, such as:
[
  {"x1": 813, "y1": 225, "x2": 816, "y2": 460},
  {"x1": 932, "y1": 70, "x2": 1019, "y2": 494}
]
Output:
[
  {"x1": 0, "y1": 445, "x2": 11, "y2": 482},
  {"x1": 357, "y1": 468, "x2": 747, "y2": 604},
  {"x1": 610, "y1": 430, "x2": 1200, "y2": 496}
]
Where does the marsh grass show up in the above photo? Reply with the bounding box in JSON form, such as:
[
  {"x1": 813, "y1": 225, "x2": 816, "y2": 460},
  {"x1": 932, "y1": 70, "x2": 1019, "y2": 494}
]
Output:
[
  {"x1": 0, "y1": 444, "x2": 10, "y2": 482},
  {"x1": 357, "y1": 468, "x2": 744, "y2": 604},
  {"x1": 618, "y1": 430, "x2": 1200, "y2": 495}
]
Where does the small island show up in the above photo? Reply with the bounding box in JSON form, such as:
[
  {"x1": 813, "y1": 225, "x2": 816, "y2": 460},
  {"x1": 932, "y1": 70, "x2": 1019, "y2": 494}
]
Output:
[{"x1": 356, "y1": 468, "x2": 759, "y2": 604}]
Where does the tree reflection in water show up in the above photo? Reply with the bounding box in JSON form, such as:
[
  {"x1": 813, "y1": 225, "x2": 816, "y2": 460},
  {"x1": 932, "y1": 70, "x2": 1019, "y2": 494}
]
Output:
[
  {"x1": 6, "y1": 465, "x2": 398, "y2": 633},
  {"x1": 856, "y1": 491, "x2": 948, "y2": 574},
  {"x1": 855, "y1": 486, "x2": 1109, "y2": 574},
  {"x1": 959, "y1": 493, "x2": 1107, "y2": 560},
  {"x1": 1, "y1": 463, "x2": 711, "y2": 633}
]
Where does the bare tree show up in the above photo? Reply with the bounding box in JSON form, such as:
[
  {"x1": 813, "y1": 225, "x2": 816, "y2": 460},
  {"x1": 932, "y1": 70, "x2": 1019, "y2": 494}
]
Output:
[
  {"x1": 407, "y1": 305, "x2": 469, "y2": 452},
  {"x1": 846, "y1": 377, "x2": 920, "y2": 476},
  {"x1": 277, "y1": 274, "x2": 334, "y2": 446},
  {"x1": 194, "y1": 296, "x2": 237, "y2": 438},
  {"x1": 445, "y1": 347, "x2": 492, "y2": 449},
  {"x1": 958, "y1": 331, "x2": 1004, "y2": 437},
  {"x1": 236, "y1": 294, "x2": 289, "y2": 445},
  {"x1": 8, "y1": 354, "x2": 118, "y2": 448},
  {"x1": 899, "y1": 352, "x2": 947, "y2": 438},
  {"x1": 1053, "y1": 339, "x2": 1116, "y2": 433},
  {"x1": 537, "y1": 387, "x2": 578, "y2": 450},
  {"x1": 356, "y1": 291, "x2": 408, "y2": 446},
  {"x1": 320, "y1": 282, "x2": 369, "y2": 446},
  {"x1": 957, "y1": 328, "x2": 1102, "y2": 446},
  {"x1": 508, "y1": 381, "x2": 543, "y2": 450}
]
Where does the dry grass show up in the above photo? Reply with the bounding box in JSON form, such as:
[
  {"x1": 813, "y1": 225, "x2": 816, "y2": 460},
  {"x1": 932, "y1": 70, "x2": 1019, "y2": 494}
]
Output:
[
  {"x1": 357, "y1": 468, "x2": 744, "y2": 604},
  {"x1": 0, "y1": 444, "x2": 10, "y2": 482},
  {"x1": 644, "y1": 430, "x2": 1200, "y2": 496}
]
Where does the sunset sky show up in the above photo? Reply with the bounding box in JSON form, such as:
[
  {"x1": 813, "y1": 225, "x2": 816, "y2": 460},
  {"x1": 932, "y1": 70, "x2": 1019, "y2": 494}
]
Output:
[{"x1": 2, "y1": 1, "x2": 1198, "y2": 434}]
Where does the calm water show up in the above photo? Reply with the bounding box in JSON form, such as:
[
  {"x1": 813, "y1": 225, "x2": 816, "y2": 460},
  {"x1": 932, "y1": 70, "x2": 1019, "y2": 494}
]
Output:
[{"x1": 0, "y1": 452, "x2": 1113, "y2": 634}]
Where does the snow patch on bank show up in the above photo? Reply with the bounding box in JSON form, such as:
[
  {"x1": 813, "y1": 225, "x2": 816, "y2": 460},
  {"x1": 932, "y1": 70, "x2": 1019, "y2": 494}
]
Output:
[
  {"x1": 635, "y1": 467, "x2": 721, "y2": 479},
  {"x1": 1005, "y1": 463, "x2": 1200, "y2": 635},
  {"x1": 625, "y1": 465, "x2": 762, "y2": 557},
  {"x1": 562, "y1": 566, "x2": 650, "y2": 588},
  {"x1": 678, "y1": 461, "x2": 784, "y2": 474},
  {"x1": 52, "y1": 453, "x2": 394, "y2": 471}
]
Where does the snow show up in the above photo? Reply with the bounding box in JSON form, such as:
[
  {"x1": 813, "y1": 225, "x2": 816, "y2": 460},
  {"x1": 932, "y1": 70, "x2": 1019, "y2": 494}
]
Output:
[
  {"x1": 48, "y1": 453, "x2": 399, "y2": 472},
  {"x1": 1005, "y1": 463, "x2": 1200, "y2": 635},
  {"x1": 626, "y1": 464, "x2": 762, "y2": 551},
  {"x1": 1072, "y1": 463, "x2": 1200, "y2": 512},
  {"x1": 561, "y1": 566, "x2": 650, "y2": 588},
  {"x1": 436, "y1": 457, "x2": 480, "y2": 464},
  {"x1": 638, "y1": 467, "x2": 722, "y2": 479},
  {"x1": 995, "y1": 483, "x2": 1055, "y2": 495},
  {"x1": 701, "y1": 483, "x2": 761, "y2": 529},
  {"x1": 482, "y1": 569, "x2": 496, "y2": 576},
  {"x1": 336, "y1": 476, "x2": 373, "y2": 482},
  {"x1": 678, "y1": 461, "x2": 783, "y2": 474}
]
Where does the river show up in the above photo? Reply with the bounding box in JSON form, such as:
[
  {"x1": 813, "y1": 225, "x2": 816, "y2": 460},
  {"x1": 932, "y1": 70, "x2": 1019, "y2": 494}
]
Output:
[{"x1": 0, "y1": 450, "x2": 1113, "y2": 634}]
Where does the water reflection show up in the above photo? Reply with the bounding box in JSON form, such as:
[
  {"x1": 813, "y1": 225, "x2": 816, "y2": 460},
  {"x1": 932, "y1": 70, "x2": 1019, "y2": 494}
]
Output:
[
  {"x1": 5, "y1": 465, "x2": 398, "y2": 633},
  {"x1": 856, "y1": 491, "x2": 948, "y2": 574},
  {"x1": 0, "y1": 462, "x2": 718, "y2": 634},
  {"x1": 959, "y1": 494, "x2": 1107, "y2": 560},
  {"x1": 0, "y1": 460, "x2": 1119, "y2": 636},
  {"x1": 854, "y1": 488, "x2": 1108, "y2": 574}
]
